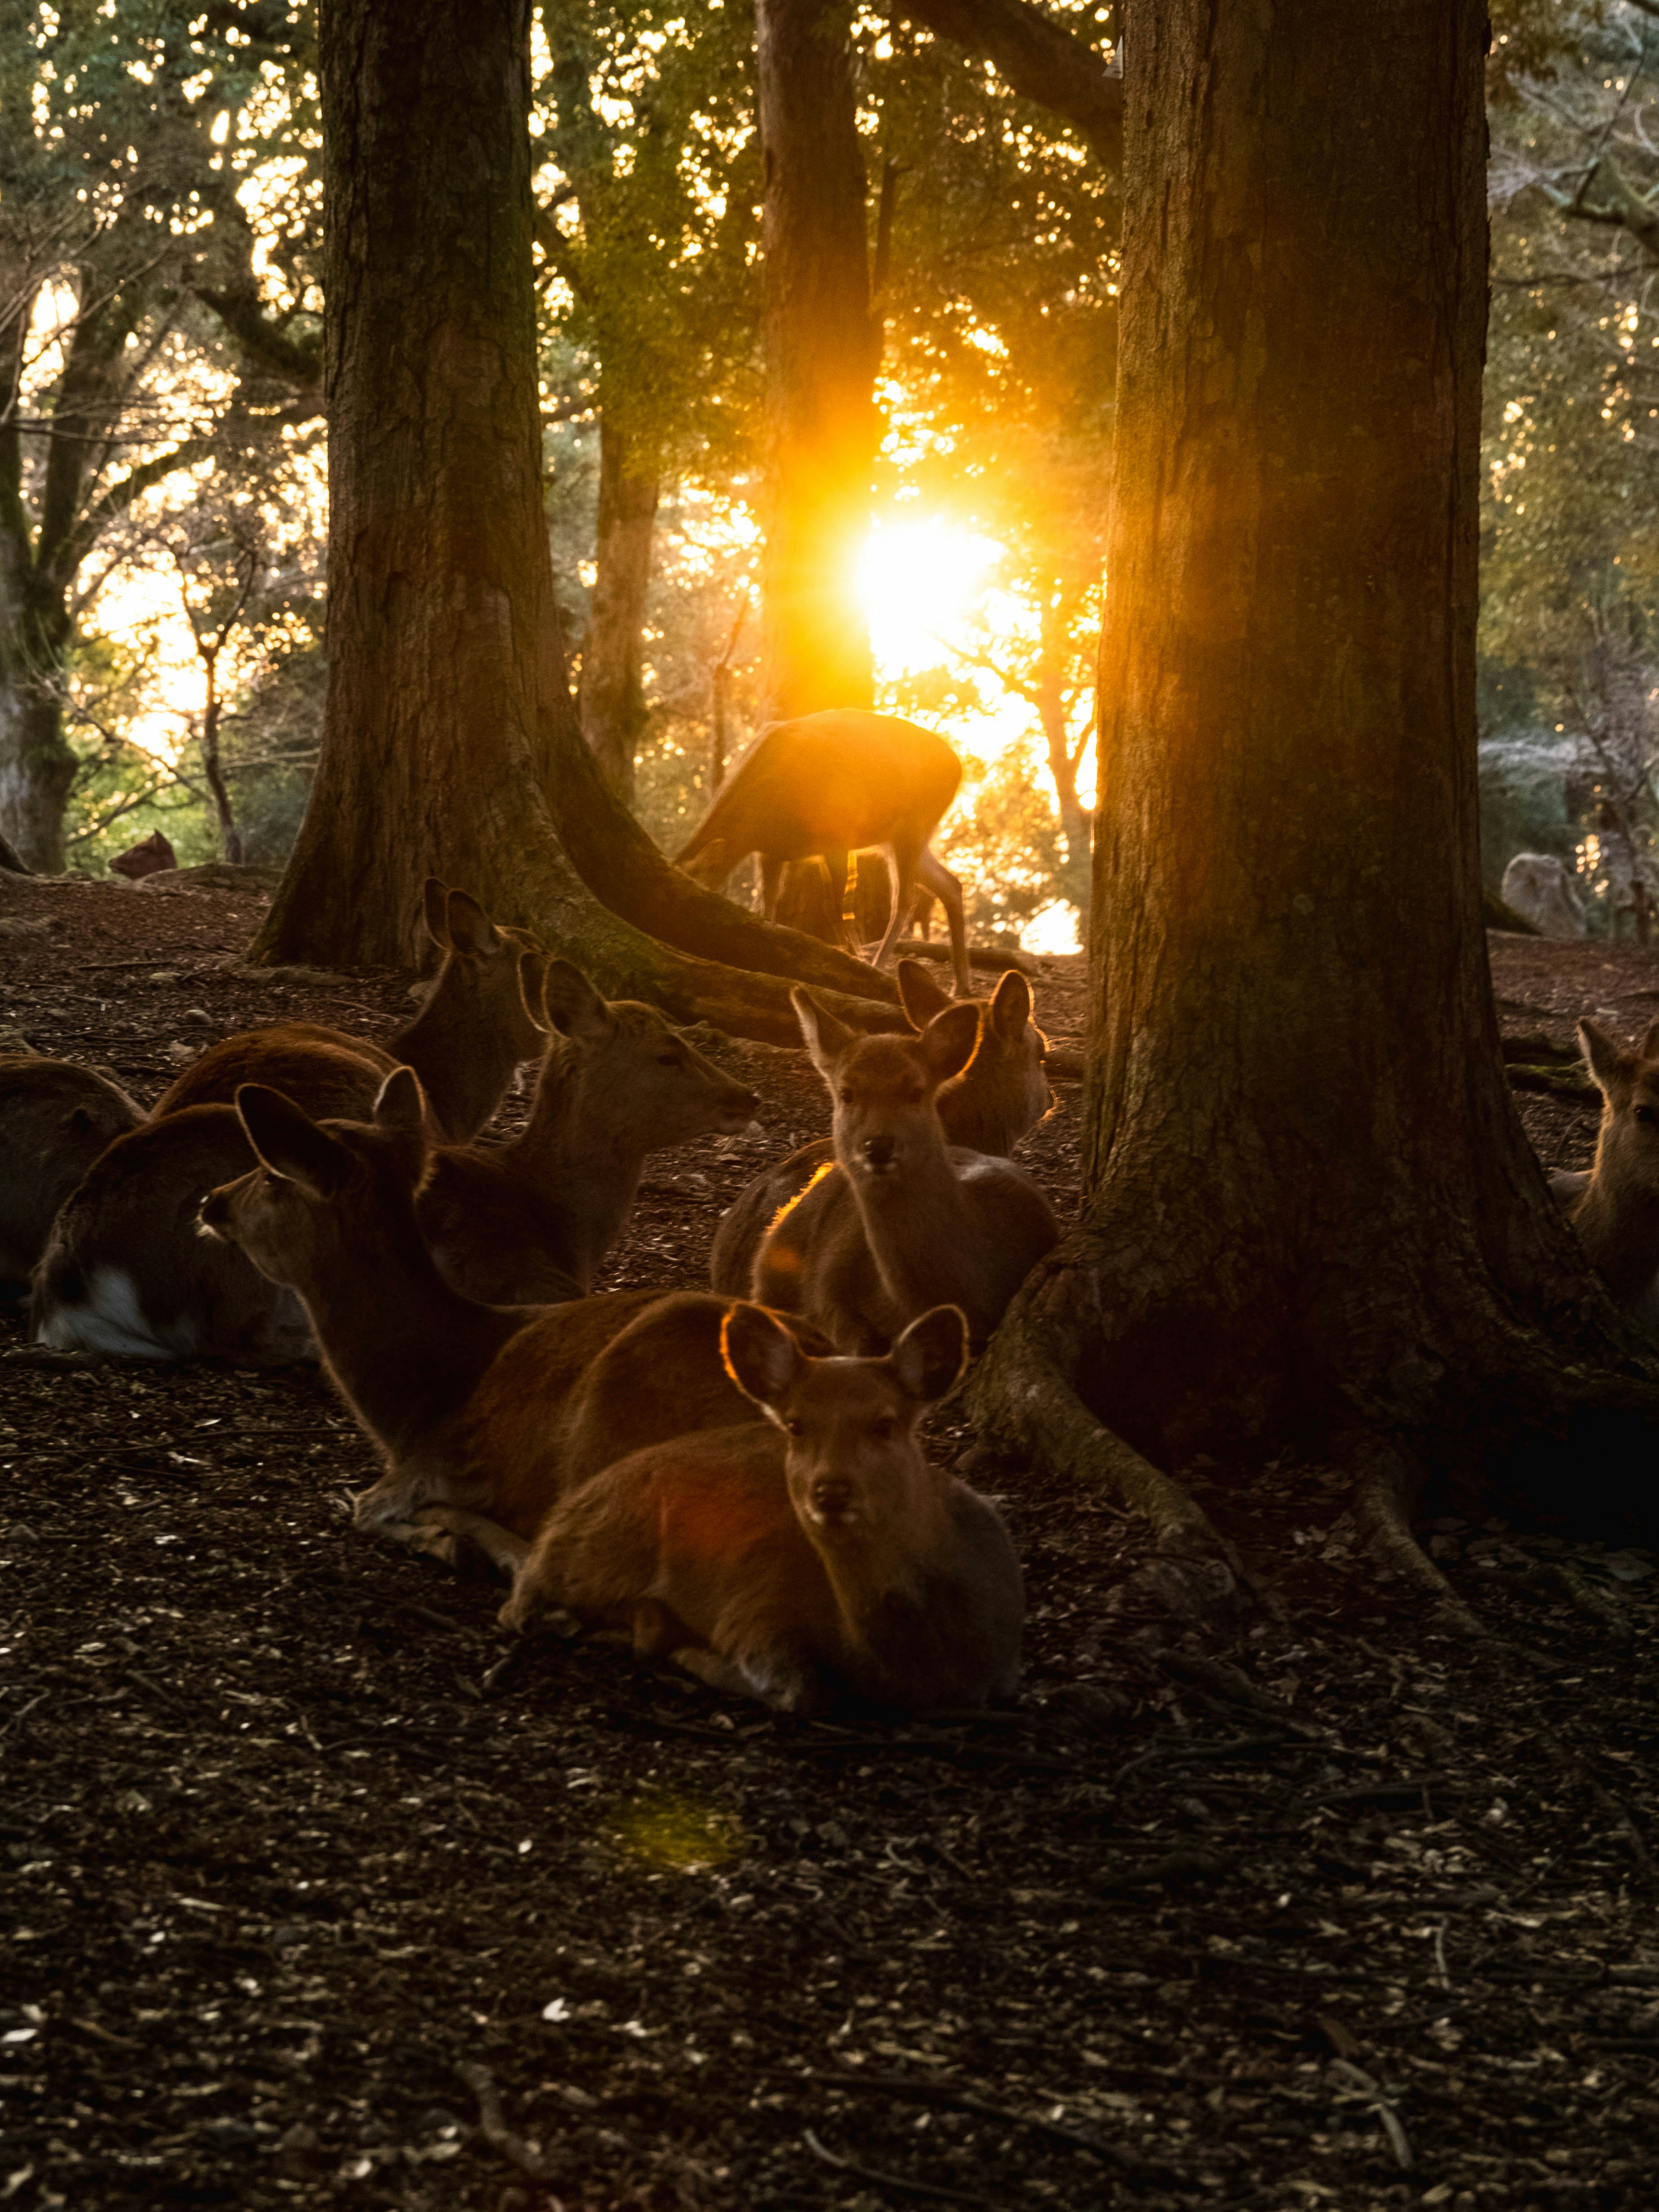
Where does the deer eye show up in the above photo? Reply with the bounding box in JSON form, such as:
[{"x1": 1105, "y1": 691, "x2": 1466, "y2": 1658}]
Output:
[
  {"x1": 656, "y1": 1053, "x2": 681, "y2": 1068},
  {"x1": 838, "y1": 1089, "x2": 854, "y2": 1106},
  {"x1": 785, "y1": 1417, "x2": 805, "y2": 1437},
  {"x1": 871, "y1": 1416, "x2": 896, "y2": 1440},
  {"x1": 1637, "y1": 1105, "x2": 1658, "y2": 1127}
]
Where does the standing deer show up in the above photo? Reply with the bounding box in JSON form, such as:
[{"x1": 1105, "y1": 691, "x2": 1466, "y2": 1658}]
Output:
[
  {"x1": 750, "y1": 988, "x2": 1060, "y2": 1352},
  {"x1": 1557, "y1": 1018, "x2": 1659, "y2": 1338},
  {"x1": 708, "y1": 959, "x2": 1052, "y2": 1296},
  {"x1": 674, "y1": 709, "x2": 973, "y2": 996},
  {"x1": 497, "y1": 1301, "x2": 1023, "y2": 1715}
]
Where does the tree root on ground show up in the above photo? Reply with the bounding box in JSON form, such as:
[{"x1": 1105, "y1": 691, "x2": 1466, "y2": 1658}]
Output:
[{"x1": 1348, "y1": 1439, "x2": 1490, "y2": 1638}]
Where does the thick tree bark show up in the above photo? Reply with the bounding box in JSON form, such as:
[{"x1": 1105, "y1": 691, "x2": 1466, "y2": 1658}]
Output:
[
  {"x1": 755, "y1": 0, "x2": 882, "y2": 721},
  {"x1": 971, "y1": 0, "x2": 1659, "y2": 1564},
  {"x1": 578, "y1": 411, "x2": 658, "y2": 805},
  {"x1": 250, "y1": 0, "x2": 897, "y2": 1039}
]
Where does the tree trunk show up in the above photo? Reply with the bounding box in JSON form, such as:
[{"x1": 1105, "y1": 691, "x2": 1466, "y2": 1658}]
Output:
[
  {"x1": 578, "y1": 411, "x2": 658, "y2": 806},
  {"x1": 198, "y1": 664, "x2": 246, "y2": 864},
  {"x1": 970, "y1": 0, "x2": 1659, "y2": 1580},
  {"x1": 1036, "y1": 592, "x2": 1091, "y2": 881},
  {"x1": 249, "y1": 0, "x2": 897, "y2": 1041},
  {"x1": 755, "y1": 0, "x2": 882, "y2": 721},
  {"x1": 0, "y1": 677, "x2": 75, "y2": 874}
]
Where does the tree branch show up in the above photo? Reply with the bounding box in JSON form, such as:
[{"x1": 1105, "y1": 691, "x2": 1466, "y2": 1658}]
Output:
[{"x1": 898, "y1": 0, "x2": 1122, "y2": 178}]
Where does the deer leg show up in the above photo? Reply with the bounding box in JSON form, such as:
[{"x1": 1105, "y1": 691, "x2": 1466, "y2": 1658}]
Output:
[
  {"x1": 410, "y1": 1505, "x2": 531, "y2": 1579},
  {"x1": 915, "y1": 846, "x2": 970, "y2": 997},
  {"x1": 760, "y1": 852, "x2": 785, "y2": 923},
  {"x1": 821, "y1": 847, "x2": 852, "y2": 950},
  {"x1": 869, "y1": 839, "x2": 922, "y2": 973}
]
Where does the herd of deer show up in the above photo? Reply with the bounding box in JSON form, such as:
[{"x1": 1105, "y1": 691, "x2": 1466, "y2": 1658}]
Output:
[
  {"x1": 6, "y1": 702, "x2": 1659, "y2": 1713},
  {"x1": 0, "y1": 853, "x2": 1058, "y2": 1714}
]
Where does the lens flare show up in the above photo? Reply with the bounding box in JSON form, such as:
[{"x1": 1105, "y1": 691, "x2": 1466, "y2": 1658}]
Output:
[{"x1": 856, "y1": 518, "x2": 1003, "y2": 678}]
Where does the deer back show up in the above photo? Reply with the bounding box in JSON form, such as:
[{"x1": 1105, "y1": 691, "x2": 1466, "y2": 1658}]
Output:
[
  {"x1": 0, "y1": 1058, "x2": 144, "y2": 1292},
  {"x1": 32, "y1": 1104, "x2": 312, "y2": 1363}
]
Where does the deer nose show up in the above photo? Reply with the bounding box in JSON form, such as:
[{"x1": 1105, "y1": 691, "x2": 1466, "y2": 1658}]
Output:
[
  {"x1": 861, "y1": 1132, "x2": 896, "y2": 1172},
  {"x1": 810, "y1": 1476, "x2": 856, "y2": 1522},
  {"x1": 197, "y1": 1191, "x2": 231, "y2": 1238}
]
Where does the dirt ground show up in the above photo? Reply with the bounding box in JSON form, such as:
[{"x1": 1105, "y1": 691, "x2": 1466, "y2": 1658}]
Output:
[{"x1": 3, "y1": 877, "x2": 1659, "y2": 2212}]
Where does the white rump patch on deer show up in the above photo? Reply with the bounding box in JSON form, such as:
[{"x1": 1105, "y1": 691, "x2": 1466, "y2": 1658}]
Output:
[{"x1": 36, "y1": 1266, "x2": 197, "y2": 1360}]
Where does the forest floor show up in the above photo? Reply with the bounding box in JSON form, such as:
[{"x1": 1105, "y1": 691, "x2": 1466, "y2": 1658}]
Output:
[{"x1": 2, "y1": 878, "x2": 1658, "y2": 2212}]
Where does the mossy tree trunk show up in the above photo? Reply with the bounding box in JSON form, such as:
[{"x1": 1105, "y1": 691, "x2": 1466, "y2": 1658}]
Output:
[
  {"x1": 971, "y1": 0, "x2": 1659, "y2": 1595},
  {"x1": 251, "y1": 0, "x2": 897, "y2": 1039}
]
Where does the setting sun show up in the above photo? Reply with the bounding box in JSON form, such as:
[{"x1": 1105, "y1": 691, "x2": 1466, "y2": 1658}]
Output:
[{"x1": 856, "y1": 516, "x2": 1003, "y2": 677}]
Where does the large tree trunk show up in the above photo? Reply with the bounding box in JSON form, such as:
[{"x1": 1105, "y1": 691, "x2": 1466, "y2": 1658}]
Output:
[
  {"x1": 971, "y1": 0, "x2": 1659, "y2": 1587},
  {"x1": 0, "y1": 676, "x2": 75, "y2": 874},
  {"x1": 578, "y1": 411, "x2": 658, "y2": 806},
  {"x1": 250, "y1": 0, "x2": 897, "y2": 1039},
  {"x1": 754, "y1": 0, "x2": 882, "y2": 721}
]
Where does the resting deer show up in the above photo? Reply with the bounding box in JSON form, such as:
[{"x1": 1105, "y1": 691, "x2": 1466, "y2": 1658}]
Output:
[
  {"x1": 150, "y1": 879, "x2": 547, "y2": 1142},
  {"x1": 674, "y1": 709, "x2": 972, "y2": 996},
  {"x1": 750, "y1": 989, "x2": 1060, "y2": 1353},
  {"x1": 0, "y1": 1059, "x2": 144, "y2": 1301},
  {"x1": 497, "y1": 1302, "x2": 1023, "y2": 1715},
  {"x1": 29, "y1": 885, "x2": 546, "y2": 1361},
  {"x1": 709, "y1": 960, "x2": 1052, "y2": 1297},
  {"x1": 416, "y1": 961, "x2": 760, "y2": 1303},
  {"x1": 1557, "y1": 1018, "x2": 1659, "y2": 1339},
  {"x1": 197, "y1": 1075, "x2": 827, "y2": 1542}
]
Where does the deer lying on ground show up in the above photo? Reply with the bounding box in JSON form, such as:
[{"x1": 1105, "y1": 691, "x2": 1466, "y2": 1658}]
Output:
[
  {"x1": 151, "y1": 879, "x2": 547, "y2": 1141},
  {"x1": 0, "y1": 1059, "x2": 144, "y2": 1301},
  {"x1": 708, "y1": 960, "x2": 1051, "y2": 1296},
  {"x1": 29, "y1": 884, "x2": 545, "y2": 1361},
  {"x1": 495, "y1": 1301, "x2": 1023, "y2": 1715},
  {"x1": 198, "y1": 1074, "x2": 823, "y2": 1541},
  {"x1": 1555, "y1": 1018, "x2": 1659, "y2": 1339},
  {"x1": 416, "y1": 962, "x2": 760, "y2": 1303},
  {"x1": 750, "y1": 989, "x2": 1060, "y2": 1352},
  {"x1": 674, "y1": 709, "x2": 973, "y2": 997}
]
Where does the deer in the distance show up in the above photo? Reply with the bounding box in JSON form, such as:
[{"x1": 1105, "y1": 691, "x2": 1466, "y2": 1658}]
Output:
[
  {"x1": 416, "y1": 961, "x2": 760, "y2": 1303},
  {"x1": 197, "y1": 1075, "x2": 826, "y2": 1542},
  {"x1": 151, "y1": 879, "x2": 547, "y2": 1142},
  {"x1": 750, "y1": 989, "x2": 1061, "y2": 1353},
  {"x1": 29, "y1": 884, "x2": 545, "y2": 1361},
  {"x1": 709, "y1": 959, "x2": 1052, "y2": 1297},
  {"x1": 674, "y1": 709, "x2": 973, "y2": 997},
  {"x1": 0, "y1": 1059, "x2": 144, "y2": 1302},
  {"x1": 496, "y1": 1301, "x2": 1024, "y2": 1715},
  {"x1": 1555, "y1": 1018, "x2": 1659, "y2": 1338}
]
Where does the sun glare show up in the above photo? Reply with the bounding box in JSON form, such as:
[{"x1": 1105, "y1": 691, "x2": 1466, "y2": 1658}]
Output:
[{"x1": 856, "y1": 518, "x2": 1002, "y2": 678}]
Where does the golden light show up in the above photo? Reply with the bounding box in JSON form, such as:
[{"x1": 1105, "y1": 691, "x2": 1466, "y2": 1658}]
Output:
[{"x1": 856, "y1": 516, "x2": 1003, "y2": 679}]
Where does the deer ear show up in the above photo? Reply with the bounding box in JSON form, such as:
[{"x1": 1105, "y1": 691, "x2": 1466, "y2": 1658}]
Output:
[
  {"x1": 990, "y1": 968, "x2": 1033, "y2": 1040},
  {"x1": 542, "y1": 959, "x2": 612, "y2": 1040},
  {"x1": 517, "y1": 949, "x2": 550, "y2": 1030},
  {"x1": 422, "y1": 877, "x2": 452, "y2": 951},
  {"x1": 919, "y1": 1000, "x2": 981, "y2": 1084},
  {"x1": 896, "y1": 958, "x2": 951, "y2": 1033},
  {"x1": 889, "y1": 1305, "x2": 970, "y2": 1402},
  {"x1": 721, "y1": 1301, "x2": 806, "y2": 1410},
  {"x1": 445, "y1": 888, "x2": 500, "y2": 959},
  {"x1": 372, "y1": 1065, "x2": 426, "y2": 1133},
  {"x1": 792, "y1": 988, "x2": 858, "y2": 1073},
  {"x1": 235, "y1": 1085, "x2": 350, "y2": 1198},
  {"x1": 1580, "y1": 1019, "x2": 1633, "y2": 1100},
  {"x1": 1640, "y1": 1020, "x2": 1659, "y2": 1065}
]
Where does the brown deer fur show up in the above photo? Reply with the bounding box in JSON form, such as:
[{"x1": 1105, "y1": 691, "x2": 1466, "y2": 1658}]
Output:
[
  {"x1": 750, "y1": 990, "x2": 1060, "y2": 1351},
  {"x1": 708, "y1": 960, "x2": 1051, "y2": 1296},
  {"x1": 0, "y1": 1058, "x2": 144, "y2": 1298},
  {"x1": 198, "y1": 1077, "x2": 828, "y2": 1549},
  {"x1": 150, "y1": 880, "x2": 546, "y2": 1142},
  {"x1": 674, "y1": 709, "x2": 972, "y2": 994},
  {"x1": 29, "y1": 886, "x2": 545, "y2": 1363},
  {"x1": 416, "y1": 962, "x2": 760, "y2": 1303},
  {"x1": 1564, "y1": 1018, "x2": 1659, "y2": 1338},
  {"x1": 498, "y1": 1303, "x2": 1023, "y2": 1715}
]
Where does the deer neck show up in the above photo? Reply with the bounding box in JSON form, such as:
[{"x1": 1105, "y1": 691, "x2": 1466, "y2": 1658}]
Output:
[
  {"x1": 806, "y1": 1487, "x2": 966, "y2": 1682},
  {"x1": 1573, "y1": 1157, "x2": 1659, "y2": 1309},
  {"x1": 833, "y1": 1114, "x2": 985, "y2": 1317},
  {"x1": 391, "y1": 994, "x2": 515, "y2": 1143},
  {"x1": 494, "y1": 1047, "x2": 645, "y2": 1285},
  {"x1": 300, "y1": 1225, "x2": 521, "y2": 1466}
]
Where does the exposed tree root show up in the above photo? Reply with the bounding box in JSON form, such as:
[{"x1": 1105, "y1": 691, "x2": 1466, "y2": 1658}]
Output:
[{"x1": 1348, "y1": 1438, "x2": 1491, "y2": 1639}]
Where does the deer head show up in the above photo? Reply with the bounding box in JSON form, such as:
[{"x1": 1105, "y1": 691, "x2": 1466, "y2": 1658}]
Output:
[
  {"x1": 1580, "y1": 1018, "x2": 1659, "y2": 1200},
  {"x1": 540, "y1": 960, "x2": 760, "y2": 1147},
  {"x1": 793, "y1": 988, "x2": 979, "y2": 1180},
  {"x1": 721, "y1": 1300, "x2": 969, "y2": 1542}
]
